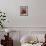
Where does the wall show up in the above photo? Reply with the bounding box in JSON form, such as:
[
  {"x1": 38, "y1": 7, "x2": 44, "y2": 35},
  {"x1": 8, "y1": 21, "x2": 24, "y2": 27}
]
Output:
[{"x1": 0, "y1": 0, "x2": 46, "y2": 27}]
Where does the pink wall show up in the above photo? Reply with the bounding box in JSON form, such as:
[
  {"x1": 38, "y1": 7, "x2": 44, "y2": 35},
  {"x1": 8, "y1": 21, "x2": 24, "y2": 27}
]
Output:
[{"x1": 0, "y1": 0, "x2": 46, "y2": 27}]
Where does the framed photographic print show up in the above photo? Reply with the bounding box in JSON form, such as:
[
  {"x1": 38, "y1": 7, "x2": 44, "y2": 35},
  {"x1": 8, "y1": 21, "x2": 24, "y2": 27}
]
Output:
[{"x1": 20, "y1": 6, "x2": 28, "y2": 16}]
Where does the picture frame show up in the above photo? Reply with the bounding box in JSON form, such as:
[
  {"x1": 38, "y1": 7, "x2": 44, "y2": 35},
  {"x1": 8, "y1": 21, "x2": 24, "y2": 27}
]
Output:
[{"x1": 20, "y1": 6, "x2": 28, "y2": 16}]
